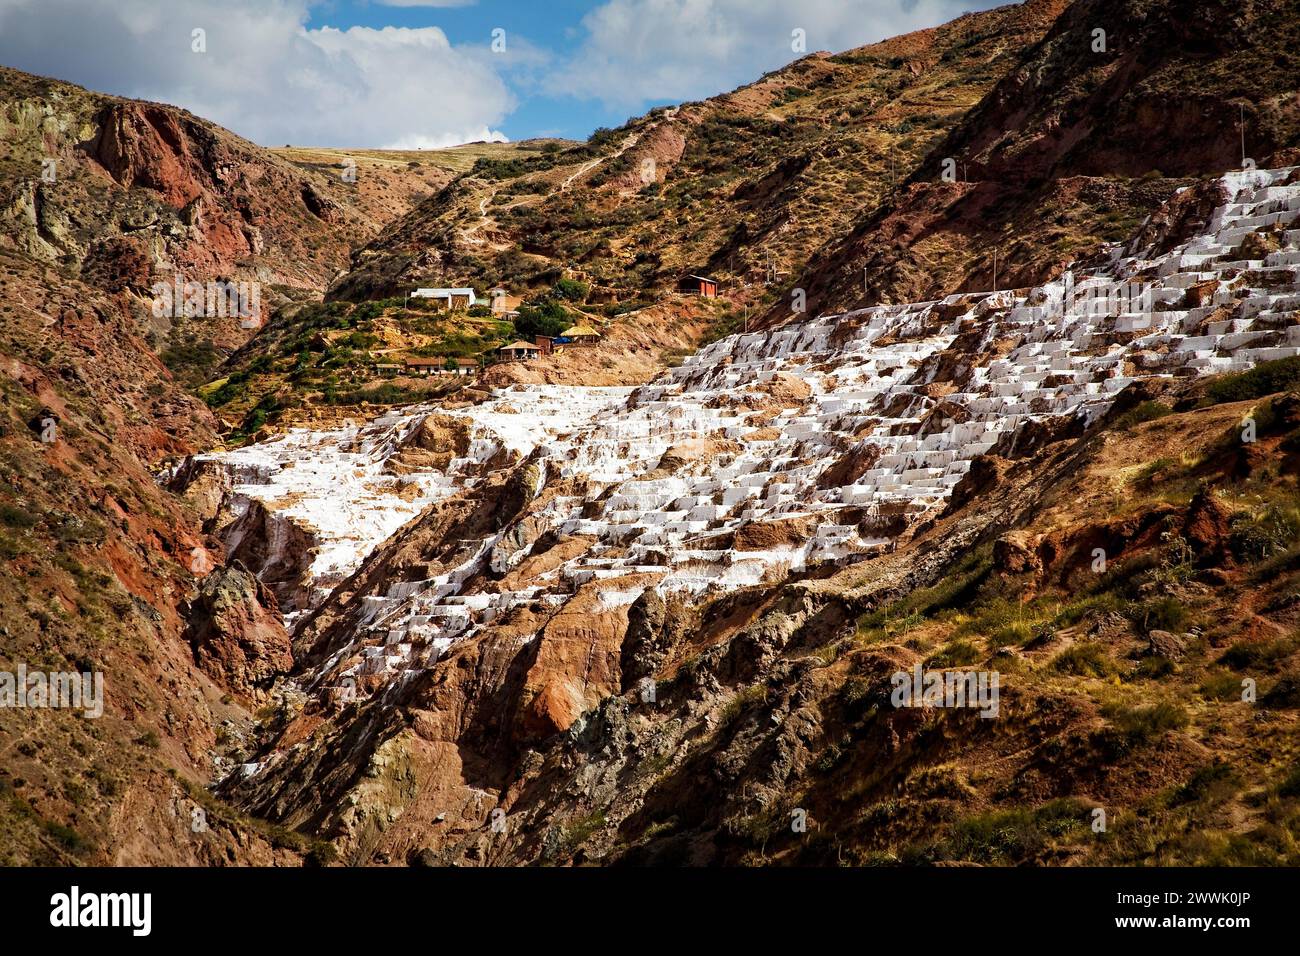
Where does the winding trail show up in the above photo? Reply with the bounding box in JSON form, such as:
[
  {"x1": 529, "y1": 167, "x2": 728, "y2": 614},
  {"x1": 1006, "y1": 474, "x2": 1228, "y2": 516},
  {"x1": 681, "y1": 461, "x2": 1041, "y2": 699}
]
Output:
[{"x1": 460, "y1": 108, "x2": 677, "y2": 248}]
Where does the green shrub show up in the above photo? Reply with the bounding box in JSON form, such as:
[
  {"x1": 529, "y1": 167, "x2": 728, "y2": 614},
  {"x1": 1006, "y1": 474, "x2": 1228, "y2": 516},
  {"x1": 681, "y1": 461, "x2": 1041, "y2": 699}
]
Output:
[
  {"x1": 514, "y1": 299, "x2": 571, "y2": 338},
  {"x1": 1230, "y1": 505, "x2": 1300, "y2": 561},
  {"x1": 719, "y1": 683, "x2": 768, "y2": 727},
  {"x1": 1103, "y1": 700, "x2": 1188, "y2": 741},
  {"x1": 1204, "y1": 356, "x2": 1300, "y2": 405},
  {"x1": 1198, "y1": 670, "x2": 1244, "y2": 700},
  {"x1": 1276, "y1": 763, "x2": 1300, "y2": 798},
  {"x1": 0, "y1": 504, "x2": 39, "y2": 529},
  {"x1": 926, "y1": 639, "x2": 981, "y2": 668},
  {"x1": 1128, "y1": 596, "x2": 1188, "y2": 634},
  {"x1": 1172, "y1": 762, "x2": 1238, "y2": 805},
  {"x1": 42, "y1": 820, "x2": 92, "y2": 855},
  {"x1": 939, "y1": 799, "x2": 1090, "y2": 864},
  {"x1": 1050, "y1": 642, "x2": 1112, "y2": 677},
  {"x1": 1219, "y1": 636, "x2": 1298, "y2": 672},
  {"x1": 550, "y1": 278, "x2": 590, "y2": 302}
]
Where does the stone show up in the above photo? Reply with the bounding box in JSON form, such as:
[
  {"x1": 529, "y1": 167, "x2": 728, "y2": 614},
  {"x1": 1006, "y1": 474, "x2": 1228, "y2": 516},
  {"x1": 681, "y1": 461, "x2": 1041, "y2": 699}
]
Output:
[{"x1": 1146, "y1": 629, "x2": 1188, "y2": 661}]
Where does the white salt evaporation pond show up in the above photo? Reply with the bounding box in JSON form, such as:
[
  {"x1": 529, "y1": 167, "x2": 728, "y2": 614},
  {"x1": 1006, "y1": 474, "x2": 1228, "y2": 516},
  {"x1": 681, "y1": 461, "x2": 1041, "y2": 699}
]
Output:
[
  {"x1": 298, "y1": 165, "x2": 1300, "y2": 701},
  {"x1": 192, "y1": 166, "x2": 1300, "y2": 702},
  {"x1": 192, "y1": 386, "x2": 633, "y2": 624}
]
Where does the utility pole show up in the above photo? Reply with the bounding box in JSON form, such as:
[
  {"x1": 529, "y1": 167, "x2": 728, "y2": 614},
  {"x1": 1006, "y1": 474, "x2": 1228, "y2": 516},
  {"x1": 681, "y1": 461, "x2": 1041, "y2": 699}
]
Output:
[{"x1": 1240, "y1": 102, "x2": 1246, "y2": 168}]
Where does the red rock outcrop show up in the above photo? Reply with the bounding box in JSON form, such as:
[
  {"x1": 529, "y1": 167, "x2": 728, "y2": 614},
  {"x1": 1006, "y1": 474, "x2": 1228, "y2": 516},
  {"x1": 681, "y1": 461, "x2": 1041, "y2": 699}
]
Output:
[{"x1": 184, "y1": 565, "x2": 293, "y2": 698}]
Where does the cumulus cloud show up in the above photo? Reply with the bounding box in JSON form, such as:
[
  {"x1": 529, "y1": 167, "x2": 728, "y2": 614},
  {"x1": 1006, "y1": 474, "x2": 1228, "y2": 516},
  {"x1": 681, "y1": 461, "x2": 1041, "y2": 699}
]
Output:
[
  {"x1": 546, "y1": 0, "x2": 994, "y2": 109},
  {"x1": 0, "y1": 0, "x2": 514, "y2": 148},
  {"x1": 374, "y1": 1, "x2": 477, "y2": 7}
]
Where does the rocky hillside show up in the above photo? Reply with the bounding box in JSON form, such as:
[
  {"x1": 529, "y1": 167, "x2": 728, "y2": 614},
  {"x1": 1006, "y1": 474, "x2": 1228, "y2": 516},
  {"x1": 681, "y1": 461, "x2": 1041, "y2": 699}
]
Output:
[
  {"x1": 196, "y1": 166, "x2": 1300, "y2": 865},
  {"x1": 0, "y1": 67, "x2": 544, "y2": 367},
  {"x1": 5, "y1": 0, "x2": 1300, "y2": 870},
  {"x1": 269, "y1": 141, "x2": 573, "y2": 230},
  {"x1": 0, "y1": 66, "x2": 563, "y2": 865},
  {"x1": 0, "y1": 240, "x2": 316, "y2": 864},
  {"x1": 1, "y1": 67, "x2": 363, "y2": 346},
  {"x1": 776, "y1": 0, "x2": 1300, "y2": 323},
  {"x1": 0, "y1": 65, "x2": 440, "y2": 864},
  {"x1": 326, "y1": 0, "x2": 1070, "y2": 310}
]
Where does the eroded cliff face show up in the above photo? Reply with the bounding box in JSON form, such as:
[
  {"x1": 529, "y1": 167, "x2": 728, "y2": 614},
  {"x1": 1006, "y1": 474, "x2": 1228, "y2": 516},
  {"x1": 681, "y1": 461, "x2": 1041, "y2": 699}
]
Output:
[
  {"x1": 0, "y1": 65, "x2": 404, "y2": 361},
  {"x1": 190, "y1": 167, "x2": 1300, "y2": 864}
]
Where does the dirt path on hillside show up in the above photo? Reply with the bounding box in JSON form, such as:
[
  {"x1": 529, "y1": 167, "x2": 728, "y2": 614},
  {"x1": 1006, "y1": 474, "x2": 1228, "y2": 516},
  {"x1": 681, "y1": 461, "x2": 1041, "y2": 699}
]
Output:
[{"x1": 457, "y1": 109, "x2": 676, "y2": 257}]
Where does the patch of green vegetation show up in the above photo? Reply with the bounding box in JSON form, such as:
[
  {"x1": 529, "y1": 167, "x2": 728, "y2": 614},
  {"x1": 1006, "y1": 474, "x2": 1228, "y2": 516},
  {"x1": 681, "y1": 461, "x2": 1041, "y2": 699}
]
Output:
[
  {"x1": 542, "y1": 807, "x2": 611, "y2": 861},
  {"x1": 1230, "y1": 504, "x2": 1300, "y2": 562},
  {"x1": 1101, "y1": 700, "x2": 1188, "y2": 742},
  {"x1": 906, "y1": 763, "x2": 976, "y2": 801},
  {"x1": 926, "y1": 639, "x2": 982, "y2": 668},
  {"x1": 719, "y1": 683, "x2": 769, "y2": 727},
  {"x1": 1052, "y1": 641, "x2": 1114, "y2": 677},
  {"x1": 42, "y1": 819, "x2": 92, "y2": 855},
  {"x1": 550, "y1": 278, "x2": 590, "y2": 302},
  {"x1": 1051, "y1": 591, "x2": 1124, "y2": 627},
  {"x1": 933, "y1": 798, "x2": 1092, "y2": 864},
  {"x1": 1127, "y1": 595, "x2": 1190, "y2": 634},
  {"x1": 1172, "y1": 762, "x2": 1239, "y2": 806},
  {"x1": 1131, "y1": 456, "x2": 1177, "y2": 487},
  {"x1": 1219, "y1": 635, "x2": 1299, "y2": 672},
  {"x1": 0, "y1": 503, "x2": 39, "y2": 529},
  {"x1": 1199, "y1": 669, "x2": 1245, "y2": 701},
  {"x1": 856, "y1": 547, "x2": 993, "y2": 643},
  {"x1": 161, "y1": 336, "x2": 223, "y2": 389},
  {"x1": 324, "y1": 381, "x2": 451, "y2": 407},
  {"x1": 1204, "y1": 355, "x2": 1300, "y2": 405},
  {"x1": 514, "y1": 298, "x2": 573, "y2": 338},
  {"x1": 1276, "y1": 762, "x2": 1300, "y2": 799}
]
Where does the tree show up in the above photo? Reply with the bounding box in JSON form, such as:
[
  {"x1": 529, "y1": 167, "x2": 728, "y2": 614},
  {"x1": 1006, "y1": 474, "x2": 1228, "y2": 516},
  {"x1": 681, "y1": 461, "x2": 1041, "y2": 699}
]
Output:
[
  {"x1": 514, "y1": 299, "x2": 570, "y2": 338},
  {"x1": 551, "y1": 278, "x2": 590, "y2": 302}
]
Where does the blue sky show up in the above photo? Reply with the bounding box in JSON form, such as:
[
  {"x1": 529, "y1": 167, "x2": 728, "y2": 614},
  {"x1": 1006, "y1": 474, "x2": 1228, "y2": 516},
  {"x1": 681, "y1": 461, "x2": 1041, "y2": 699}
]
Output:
[
  {"x1": 304, "y1": 0, "x2": 654, "y2": 140},
  {"x1": 0, "y1": 0, "x2": 998, "y2": 147}
]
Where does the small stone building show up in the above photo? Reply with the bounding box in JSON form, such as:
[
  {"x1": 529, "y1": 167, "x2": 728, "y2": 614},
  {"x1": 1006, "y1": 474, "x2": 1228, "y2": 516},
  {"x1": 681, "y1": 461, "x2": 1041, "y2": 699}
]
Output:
[{"x1": 498, "y1": 340, "x2": 541, "y2": 362}]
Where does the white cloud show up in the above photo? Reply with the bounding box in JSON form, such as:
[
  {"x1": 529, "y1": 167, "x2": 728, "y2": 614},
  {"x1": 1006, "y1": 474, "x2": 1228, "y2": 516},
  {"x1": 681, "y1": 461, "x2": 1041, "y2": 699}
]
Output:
[
  {"x1": 374, "y1": 1, "x2": 477, "y2": 7},
  {"x1": 547, "y1": 0, "x2": 994, "y2": 109},
  {"x1": 0, "y1": 0, "x2": 513, "y2": 148}
]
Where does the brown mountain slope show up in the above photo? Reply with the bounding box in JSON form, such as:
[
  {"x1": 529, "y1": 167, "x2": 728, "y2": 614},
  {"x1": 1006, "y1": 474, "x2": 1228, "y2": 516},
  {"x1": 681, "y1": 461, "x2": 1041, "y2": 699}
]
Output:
[
  {"x1": 326, "y1": 0, "x2": 1069, "y2": 310},
  {"x1": 0, "y1": 65, "x2": 458, "y2": 864},
  {"x1": 269, "y1": 141, "x2": 575, "y2": 230},
  {"x1": 0, "y1": 66, "x2": 562, "y2": 865},
  {"x1": 0, "y1": 245, "x2": 309, "y2": 864},
  {"x1": 1, "y1": 67, "x2": 371, "y2": 332},
  {"x1": 776, "y1": 0, "x2": 1300, "y2": 323}
]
